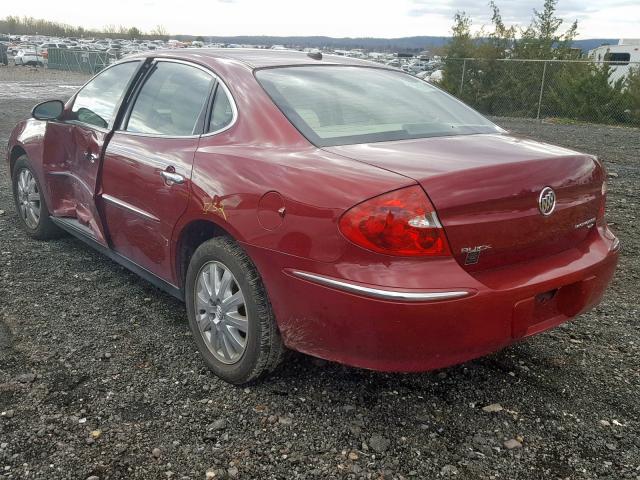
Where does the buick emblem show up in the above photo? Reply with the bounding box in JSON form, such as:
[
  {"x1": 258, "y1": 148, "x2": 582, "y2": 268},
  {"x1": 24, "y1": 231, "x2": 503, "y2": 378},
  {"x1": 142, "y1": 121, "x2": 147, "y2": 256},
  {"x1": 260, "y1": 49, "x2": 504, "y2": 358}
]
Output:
[{"x1": 538, "y1": 187, "x2": 556, "y2": 216}]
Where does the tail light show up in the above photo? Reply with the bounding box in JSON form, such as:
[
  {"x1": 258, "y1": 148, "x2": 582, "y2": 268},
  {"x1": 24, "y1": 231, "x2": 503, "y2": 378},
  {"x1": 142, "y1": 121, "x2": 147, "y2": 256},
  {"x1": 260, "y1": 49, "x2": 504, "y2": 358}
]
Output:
[
  {"x1": 597, "y1": 179, "x2": 607, "y2": 225},
  {"x1": 338, "y1": 185, "x2": 451, "y2": 256}
]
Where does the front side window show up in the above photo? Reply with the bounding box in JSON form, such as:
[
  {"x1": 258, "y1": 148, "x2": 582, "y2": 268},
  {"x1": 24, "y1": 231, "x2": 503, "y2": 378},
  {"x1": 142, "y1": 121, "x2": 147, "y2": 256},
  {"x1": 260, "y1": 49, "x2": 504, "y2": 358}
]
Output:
[
  {"x1": 71, "y1": 61, "x2": 139, "y2": 129},
  {"x1": 126, "y1": 62, "x2": 213, "y2": 136},
  {"x1": 256, "y1": 66, "x2": 502, "y2": 147}
]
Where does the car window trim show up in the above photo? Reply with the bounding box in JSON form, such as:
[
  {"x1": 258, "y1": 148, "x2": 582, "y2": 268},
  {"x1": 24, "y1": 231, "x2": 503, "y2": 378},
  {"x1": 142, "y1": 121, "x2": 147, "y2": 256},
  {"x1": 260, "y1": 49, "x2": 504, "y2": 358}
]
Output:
[
  {"x1": 204, "y1": 80, "x2": 239, "y2": 136},
  {"x1": 117, "y1": 60, "x2": 160, "y2": 132},
  {"x1": 116, "y1": 58, "x2": 238, "y2": 139},
  {"x1": 197, "y1": 79, "x2": 219, "y2": 136},
  {"x1": 65, "y1": 59, "x2": 145, "y2": 133}
]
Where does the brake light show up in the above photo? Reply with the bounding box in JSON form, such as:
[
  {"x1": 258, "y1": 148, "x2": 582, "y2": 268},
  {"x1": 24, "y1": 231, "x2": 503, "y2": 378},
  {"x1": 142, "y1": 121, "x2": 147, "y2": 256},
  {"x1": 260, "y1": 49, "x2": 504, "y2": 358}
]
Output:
[
  {"x1": 339, "y1": 185, "x2": 451, "y2": 256},
  {"x1": 597, "y1": 179, "x2": 607, "y2": 225}
]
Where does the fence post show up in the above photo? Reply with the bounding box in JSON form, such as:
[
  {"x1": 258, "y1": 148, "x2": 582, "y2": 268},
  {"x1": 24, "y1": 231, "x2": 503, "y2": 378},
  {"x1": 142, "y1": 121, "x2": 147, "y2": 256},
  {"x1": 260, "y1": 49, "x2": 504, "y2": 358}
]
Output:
[
  {"x1": 536, "y1": 61, "x2": 548, "y2": 121},
  {"x1": 459, "y1": 59, "x2": 467, "y2": 96}
]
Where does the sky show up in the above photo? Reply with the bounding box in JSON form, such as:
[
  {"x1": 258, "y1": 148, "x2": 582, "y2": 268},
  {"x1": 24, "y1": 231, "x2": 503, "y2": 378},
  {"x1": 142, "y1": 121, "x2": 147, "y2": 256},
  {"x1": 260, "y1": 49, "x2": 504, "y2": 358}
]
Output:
[{"x1": 7, "y1": 0, "x2": 640, "y2": 39}]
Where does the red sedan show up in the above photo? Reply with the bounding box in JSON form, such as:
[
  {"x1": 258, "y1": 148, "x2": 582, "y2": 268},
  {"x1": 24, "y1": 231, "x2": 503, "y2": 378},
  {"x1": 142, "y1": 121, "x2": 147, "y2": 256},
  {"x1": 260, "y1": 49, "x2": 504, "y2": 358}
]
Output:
[{"x1": 7, "y1": 50, "x2": 619, "y2": 384}]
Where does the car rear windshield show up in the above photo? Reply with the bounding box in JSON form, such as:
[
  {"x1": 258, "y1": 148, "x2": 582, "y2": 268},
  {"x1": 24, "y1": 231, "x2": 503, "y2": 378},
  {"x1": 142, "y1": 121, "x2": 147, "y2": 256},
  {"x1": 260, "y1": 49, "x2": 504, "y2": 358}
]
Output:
[{"x1": 256, "y1": 66, "x2": 502, "y2": 147}]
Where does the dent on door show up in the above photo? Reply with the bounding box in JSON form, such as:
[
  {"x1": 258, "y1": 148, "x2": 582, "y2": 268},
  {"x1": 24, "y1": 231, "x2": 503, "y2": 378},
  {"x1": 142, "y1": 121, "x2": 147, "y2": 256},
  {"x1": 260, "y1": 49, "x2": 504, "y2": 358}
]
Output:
[{"x1": 42, "y1": 121, "x2": 109, "y2": 245}]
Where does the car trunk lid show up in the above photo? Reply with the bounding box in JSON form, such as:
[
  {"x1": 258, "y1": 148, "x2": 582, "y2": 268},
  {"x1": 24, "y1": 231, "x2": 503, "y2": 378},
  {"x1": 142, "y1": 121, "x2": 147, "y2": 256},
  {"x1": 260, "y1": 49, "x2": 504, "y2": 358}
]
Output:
[{"x1": 324, "y1": 134, "x2": 605, "y2": 273}]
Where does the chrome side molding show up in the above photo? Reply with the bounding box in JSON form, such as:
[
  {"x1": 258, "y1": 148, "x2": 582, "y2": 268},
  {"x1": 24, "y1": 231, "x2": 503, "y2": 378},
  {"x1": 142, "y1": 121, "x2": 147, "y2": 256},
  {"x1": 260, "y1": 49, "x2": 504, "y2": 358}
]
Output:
[
  {"x1": 102, "y1": 194, "x2": 160, "y2": 222},
  {"x1": 290, "y1": 270, "x2": 471, "y2": 302}
]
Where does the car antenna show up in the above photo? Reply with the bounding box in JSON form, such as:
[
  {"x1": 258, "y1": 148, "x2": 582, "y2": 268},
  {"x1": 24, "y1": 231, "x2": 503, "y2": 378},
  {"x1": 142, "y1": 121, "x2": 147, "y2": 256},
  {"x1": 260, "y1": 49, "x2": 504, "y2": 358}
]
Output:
[{"x1": 307, "y1": 50, "x2": 322, "y2": 61}]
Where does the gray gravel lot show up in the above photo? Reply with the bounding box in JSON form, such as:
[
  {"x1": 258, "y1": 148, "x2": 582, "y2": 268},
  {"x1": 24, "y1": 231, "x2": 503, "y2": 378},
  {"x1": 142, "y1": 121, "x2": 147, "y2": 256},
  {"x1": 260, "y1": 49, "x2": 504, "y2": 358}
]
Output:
[{"x1": 0, "y1": 67, "x2": 639, "y2": 480}]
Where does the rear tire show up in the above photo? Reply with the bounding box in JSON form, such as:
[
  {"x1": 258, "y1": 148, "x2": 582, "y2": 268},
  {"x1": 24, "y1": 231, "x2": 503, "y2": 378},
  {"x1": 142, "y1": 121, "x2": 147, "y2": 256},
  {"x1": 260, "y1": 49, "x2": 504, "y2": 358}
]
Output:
[
  {"x1": 11, "y1": 156, "x2": 63, "y2": 240},
  {"x1": 185, "y1": 237, "x2": 285, "y2": 384}
]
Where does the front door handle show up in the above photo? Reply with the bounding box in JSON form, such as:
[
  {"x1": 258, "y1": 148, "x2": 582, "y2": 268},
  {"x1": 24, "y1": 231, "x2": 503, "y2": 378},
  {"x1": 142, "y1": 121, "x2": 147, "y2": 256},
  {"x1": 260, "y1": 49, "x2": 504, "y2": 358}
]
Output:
[{"x1": 160, "y1": 170, "x2": 185, "y2": 185}]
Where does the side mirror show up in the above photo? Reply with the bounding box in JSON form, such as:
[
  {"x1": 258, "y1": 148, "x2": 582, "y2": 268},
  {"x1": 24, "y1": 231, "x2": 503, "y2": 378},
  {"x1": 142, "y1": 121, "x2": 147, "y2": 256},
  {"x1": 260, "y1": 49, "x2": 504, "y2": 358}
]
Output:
[{"x1": 31, "y1": 100, "x2": 64, "y2": 121}]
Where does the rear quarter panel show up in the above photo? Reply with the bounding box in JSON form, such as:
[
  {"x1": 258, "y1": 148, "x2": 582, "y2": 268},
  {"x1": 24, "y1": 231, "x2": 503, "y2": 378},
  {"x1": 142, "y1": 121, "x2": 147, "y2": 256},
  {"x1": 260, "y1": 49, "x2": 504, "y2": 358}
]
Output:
[{"x1": 172, "y1": 60, "x2": 413, "y2": 280}]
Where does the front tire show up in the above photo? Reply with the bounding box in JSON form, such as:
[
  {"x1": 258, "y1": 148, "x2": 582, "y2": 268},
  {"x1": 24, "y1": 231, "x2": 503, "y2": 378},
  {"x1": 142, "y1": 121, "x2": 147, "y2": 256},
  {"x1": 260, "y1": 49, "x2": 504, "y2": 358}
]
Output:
[
  {"x1": 12, "y1": 156, "x2": 63, "y2": 240},
  {"x1": 185, "y1": 237, "x2": 285, "y2": 384}
]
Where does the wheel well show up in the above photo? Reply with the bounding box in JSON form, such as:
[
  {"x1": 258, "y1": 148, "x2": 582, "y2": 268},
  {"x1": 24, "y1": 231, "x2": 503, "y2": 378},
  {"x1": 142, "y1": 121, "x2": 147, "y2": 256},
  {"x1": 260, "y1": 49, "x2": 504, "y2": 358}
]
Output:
[
  {"x1": 9, "y1": 146, "x2": 27, "y2": 176},
  {"x1": 176, "y1": 220, "x2": 231, "y2": 288}
]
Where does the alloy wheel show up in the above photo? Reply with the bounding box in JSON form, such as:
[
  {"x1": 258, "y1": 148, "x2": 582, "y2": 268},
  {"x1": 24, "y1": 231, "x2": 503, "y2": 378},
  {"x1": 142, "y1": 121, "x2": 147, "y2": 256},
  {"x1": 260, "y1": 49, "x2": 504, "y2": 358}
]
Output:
[
  {"x1": 195, "y1": 261, "x2": 248, "y2": 364},
  {"x1": 16, "y1": 169, "x2": 41, "y2": 229}
]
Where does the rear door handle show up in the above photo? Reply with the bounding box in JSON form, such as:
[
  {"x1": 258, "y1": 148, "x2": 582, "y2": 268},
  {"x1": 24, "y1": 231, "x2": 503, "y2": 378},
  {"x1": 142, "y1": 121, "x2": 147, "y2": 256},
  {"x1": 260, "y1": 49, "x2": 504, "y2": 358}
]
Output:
[{"x1": 160, "y1": 170, "x2": 185, "y2": 185}]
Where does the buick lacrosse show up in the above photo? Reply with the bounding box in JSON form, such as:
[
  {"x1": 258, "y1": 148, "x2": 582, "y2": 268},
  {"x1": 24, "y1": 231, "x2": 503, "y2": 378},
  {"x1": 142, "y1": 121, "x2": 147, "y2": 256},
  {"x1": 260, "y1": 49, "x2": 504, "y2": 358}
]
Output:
[{"x1": 8, "y1": 50, "x2": 619, "y2": 384}]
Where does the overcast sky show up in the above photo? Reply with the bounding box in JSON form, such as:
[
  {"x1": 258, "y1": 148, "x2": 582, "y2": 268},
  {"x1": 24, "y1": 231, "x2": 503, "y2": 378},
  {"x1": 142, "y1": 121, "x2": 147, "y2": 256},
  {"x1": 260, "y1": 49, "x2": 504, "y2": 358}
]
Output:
[{"x1": 8, "y1": 0, "x2": 640, "y2": 38}]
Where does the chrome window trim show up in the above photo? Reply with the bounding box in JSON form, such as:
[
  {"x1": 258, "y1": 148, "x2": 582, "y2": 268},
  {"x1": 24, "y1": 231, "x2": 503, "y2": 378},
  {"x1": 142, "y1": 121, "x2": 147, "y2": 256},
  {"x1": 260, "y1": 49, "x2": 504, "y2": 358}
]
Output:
[
  {"x1": 290, "y1": 270, "x2": 471, "y2": 302},
  {"x1": 102, "y1": 193, "x2": 160, "y2": 222},
  {"x1": 117, "y1": 57, "x2": 238, "y2": 139}
]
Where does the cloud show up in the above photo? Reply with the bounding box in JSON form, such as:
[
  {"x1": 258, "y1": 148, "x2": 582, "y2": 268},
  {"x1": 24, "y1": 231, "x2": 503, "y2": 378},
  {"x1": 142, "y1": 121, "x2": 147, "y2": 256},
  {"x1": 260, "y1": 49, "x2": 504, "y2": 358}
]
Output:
[{"x1": 407, "y1": 0, "x2": 639, "y2": 26}]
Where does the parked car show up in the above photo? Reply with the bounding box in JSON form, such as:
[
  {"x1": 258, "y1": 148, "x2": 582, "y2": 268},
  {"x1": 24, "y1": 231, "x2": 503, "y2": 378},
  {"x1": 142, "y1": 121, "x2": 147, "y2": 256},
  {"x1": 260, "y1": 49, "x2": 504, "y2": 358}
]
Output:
[
  {"x1": 7, "y1": 50, "x2": 619, "y2": 384},
  {"x1": 13, "y1": 47, "x2": 44, "y2": 66},
  {"x1": 39, "y1": 42, "x2": 68, "y2": 50},
  {"x1": 7, "y1": 44, "x2": 21, "y2": 55},
  {"x1": 428, "y1": 69, "x2": 444, "y2": 83}
]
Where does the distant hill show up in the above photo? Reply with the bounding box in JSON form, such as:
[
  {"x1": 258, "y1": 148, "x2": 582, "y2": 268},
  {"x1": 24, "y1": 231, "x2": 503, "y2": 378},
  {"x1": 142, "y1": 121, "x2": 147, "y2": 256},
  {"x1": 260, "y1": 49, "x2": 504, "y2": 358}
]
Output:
[
  {"x1": 173, "y1": 34, "x2": 618, "y2": 53},
  {"x1": 572, "y1": 39, "x2": 619, "y2": 52}
]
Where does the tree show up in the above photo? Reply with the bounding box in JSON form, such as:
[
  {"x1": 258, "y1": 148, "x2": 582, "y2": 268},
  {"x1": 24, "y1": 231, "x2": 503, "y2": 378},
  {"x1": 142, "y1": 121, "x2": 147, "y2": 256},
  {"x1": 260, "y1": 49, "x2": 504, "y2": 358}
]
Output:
[
  {"x1": 624, "y1": 66, "x2": 640, "y2": 124},
  {"x1": 103, "y1": 24, "x2": 118, "y2": 35},
  {"x1": 439, "y1": 0, "x2": 635, "y2": 125},
  {"x1": 441, "y1": 12, "x2": 474, "y2": 95},
  {"x1": 5, "y1": 16, "x2": 18, "y2": 34},
  {"x1": 515, "y1": 0, "x2": 579, "y2": 60},
  {"x1": 127, "y1": 26, "x2": 141, "y2": 40},
  {"x1": 546, "y1": 63, "x2": 629, "y2": 124},
  {"x1": 151, "y1": 25, "x2": 170, "y2": 41}
]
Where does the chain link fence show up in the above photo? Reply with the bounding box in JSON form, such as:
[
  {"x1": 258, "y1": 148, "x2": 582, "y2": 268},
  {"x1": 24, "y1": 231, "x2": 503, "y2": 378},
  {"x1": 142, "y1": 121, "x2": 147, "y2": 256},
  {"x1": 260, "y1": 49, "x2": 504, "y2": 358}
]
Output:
[
  {"x1": 0, "y1": 48, "x2": 118, "y2": 85},
  {"x1": 47, "y1": 48, "x2": 116, "y2": 74},
  {"x1": 441, "y1": 58, "x2": 640, "y2": 128}
]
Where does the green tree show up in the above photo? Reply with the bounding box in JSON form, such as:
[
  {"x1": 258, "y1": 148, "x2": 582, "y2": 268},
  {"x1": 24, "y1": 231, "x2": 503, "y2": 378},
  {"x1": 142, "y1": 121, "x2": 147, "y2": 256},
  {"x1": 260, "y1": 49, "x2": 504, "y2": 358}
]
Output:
[
  {"x1": 127, "y1": 26, "x2": 141, "y2": 40},
  {"x1": 546, "y1": 63, "x2": 629, "y2": 124},
  {"x1": 624, "y1": 66, "x2": 640, "y2": 124},
  {"x1": 439, "y1": 0, "x2": 627, "y2": 121},
  {"x1": 515, "y1": 0, "x2": 579, "y2": 60},
  {"x1": 441, "y1": 12, "x2": 474, "y2": 95}
]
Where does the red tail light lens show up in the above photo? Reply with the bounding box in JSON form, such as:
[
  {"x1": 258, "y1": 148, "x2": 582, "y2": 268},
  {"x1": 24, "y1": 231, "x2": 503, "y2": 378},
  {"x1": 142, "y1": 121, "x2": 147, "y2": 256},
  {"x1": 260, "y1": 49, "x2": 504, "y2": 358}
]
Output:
[
  {"x1": 597, "y1": 179, "x2": 607, "y2": 226},
  {"x1": 339, "y1": 185, "x2": 451, "y2": 256}
]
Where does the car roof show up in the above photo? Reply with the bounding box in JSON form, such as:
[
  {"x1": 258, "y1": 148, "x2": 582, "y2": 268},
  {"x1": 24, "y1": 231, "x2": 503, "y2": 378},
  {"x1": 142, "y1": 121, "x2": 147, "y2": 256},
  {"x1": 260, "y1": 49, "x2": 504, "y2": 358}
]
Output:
[{"x1": 148, "y1": 48, "x2": 386, "y2": 69}]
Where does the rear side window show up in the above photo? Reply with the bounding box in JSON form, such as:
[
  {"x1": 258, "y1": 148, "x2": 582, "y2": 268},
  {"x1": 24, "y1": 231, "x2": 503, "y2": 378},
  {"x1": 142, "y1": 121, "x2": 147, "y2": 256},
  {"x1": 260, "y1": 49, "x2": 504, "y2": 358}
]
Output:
[
  {"x1": 126, "y1": 62, "x2": 213, "y2": 136},
  {"x1": 72, "y1": 61, "x2": 139, "y2": 129},
  {"x1": 208, "y1": 85, "x2": 234, "y2": 132}
]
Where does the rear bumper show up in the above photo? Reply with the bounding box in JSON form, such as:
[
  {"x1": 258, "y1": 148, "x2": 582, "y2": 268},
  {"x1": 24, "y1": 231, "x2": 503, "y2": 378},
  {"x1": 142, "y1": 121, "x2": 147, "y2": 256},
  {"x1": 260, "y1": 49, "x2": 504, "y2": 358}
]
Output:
[{"x1": 244, "y1": 226, "x2": 619, "y2": 372}]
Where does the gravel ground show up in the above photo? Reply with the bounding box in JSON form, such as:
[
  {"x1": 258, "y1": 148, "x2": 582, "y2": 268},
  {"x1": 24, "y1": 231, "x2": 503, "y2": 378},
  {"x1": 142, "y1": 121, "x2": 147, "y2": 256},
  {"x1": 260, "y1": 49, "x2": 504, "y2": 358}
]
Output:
[{"x1": 0, "y1": 67, "x2": 639, "y2": 480}]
